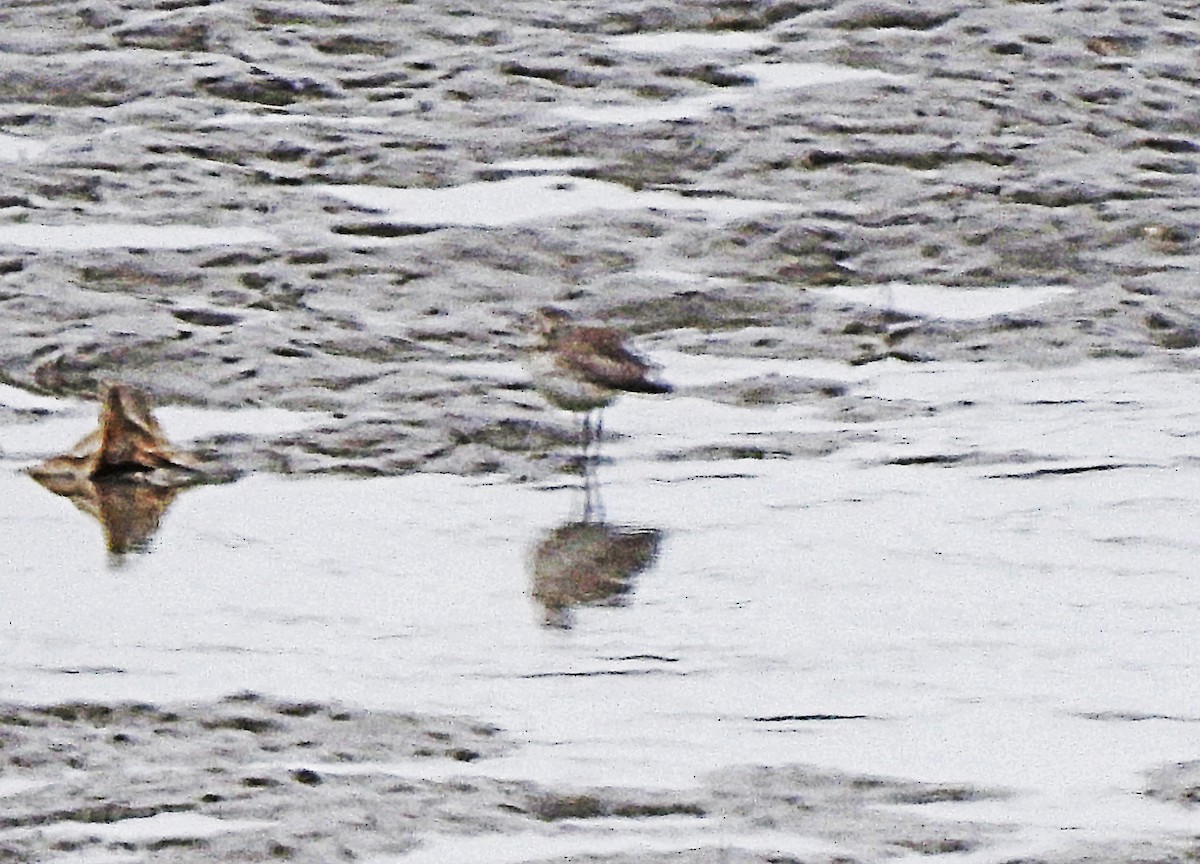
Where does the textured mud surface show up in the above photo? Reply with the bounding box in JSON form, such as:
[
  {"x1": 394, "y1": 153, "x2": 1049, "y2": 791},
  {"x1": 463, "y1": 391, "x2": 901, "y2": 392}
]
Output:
[
  {"x1": 0, "y1": 694, "x2": 1006, "y2": 863},
  {"x1": 2, "y1": 1, "x2": 1199, "y2": 861},
  {"x1": 1, "y1": 696, "x2": 1196, "y2": 863},
  {"x1": 0, "y1": 0, "x2": 1197, "y2": 478}
]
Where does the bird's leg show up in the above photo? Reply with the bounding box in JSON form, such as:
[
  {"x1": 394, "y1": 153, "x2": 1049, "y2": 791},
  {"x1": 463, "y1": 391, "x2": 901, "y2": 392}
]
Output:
[{"x1": 579, "y1": 411, "x2": 593, "y2": 464}]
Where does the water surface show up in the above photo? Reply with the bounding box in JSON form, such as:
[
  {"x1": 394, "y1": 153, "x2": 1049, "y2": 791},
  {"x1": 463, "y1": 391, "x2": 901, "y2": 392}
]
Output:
[{"x1": 4, "y1": 354, "x2": 1197, "y2": 858}]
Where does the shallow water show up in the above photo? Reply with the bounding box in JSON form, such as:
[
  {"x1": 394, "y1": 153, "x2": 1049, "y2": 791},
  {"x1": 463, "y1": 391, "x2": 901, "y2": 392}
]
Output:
[
  {"x1": 3, "y1": 352, "x2": 1198, "y2": 859},
  {"x1": 605, "y1": 31, "x2": 775, "y2": 55},
  {"x1": 0, "y1": 391, "x2": 334, "y2": 462},
  {"x1": 811, "y1": 284, "x2": 1074, "y2": 321},
  {"x1": 316, "y1": 175, "x2": 798, "y2": 229},
  {"x1": 554, "y1": 59, "x2": 902, "y2": 125},
  {"x1": 2, "y1": 0, "x2": 1198, "y2": 858}
]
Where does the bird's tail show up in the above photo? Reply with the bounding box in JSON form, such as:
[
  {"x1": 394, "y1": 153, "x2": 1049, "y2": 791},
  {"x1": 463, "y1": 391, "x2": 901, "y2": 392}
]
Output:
[{"x1": 625, "y1": 379, "x2": 673, "y2": 395}]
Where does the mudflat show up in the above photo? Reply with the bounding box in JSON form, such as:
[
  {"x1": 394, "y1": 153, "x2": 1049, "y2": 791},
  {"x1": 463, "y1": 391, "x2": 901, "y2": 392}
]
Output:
[
  {"x1": 0, "y1": 0, "x2": 1196, "y2": 477},
  {"x1": 1, "y1": 1, "x2": 1198, "y2": 861}
]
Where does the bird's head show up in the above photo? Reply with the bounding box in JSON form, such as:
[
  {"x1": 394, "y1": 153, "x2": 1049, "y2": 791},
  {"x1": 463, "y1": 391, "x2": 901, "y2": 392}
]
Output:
[{"x1": 531, "y1": 306, "x2": 574, "y2": 339}]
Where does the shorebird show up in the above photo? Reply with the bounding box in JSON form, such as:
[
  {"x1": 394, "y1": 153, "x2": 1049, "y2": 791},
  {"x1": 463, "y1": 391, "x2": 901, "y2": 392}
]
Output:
[
  {"x1": 525, "y1": 306, "x2": 671, "y2": 454},
  {"x1": 31, "y1": 382, "x2": 198, "y2": 480},
  {"x1": 27, "y1": 382, "x2": 201, "y2": 554}
]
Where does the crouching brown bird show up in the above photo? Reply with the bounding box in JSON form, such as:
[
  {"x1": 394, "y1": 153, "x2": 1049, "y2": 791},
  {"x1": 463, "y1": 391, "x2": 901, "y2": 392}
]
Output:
[
  {"x1": 28, "y1": 382, "x2": 201, "y2": 554},
  {"x1": 525, "y1": 306, "x2": 671, "y2": 454}
]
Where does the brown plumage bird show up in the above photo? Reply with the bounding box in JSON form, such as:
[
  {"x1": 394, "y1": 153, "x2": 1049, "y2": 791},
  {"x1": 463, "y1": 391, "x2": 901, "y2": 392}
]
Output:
[
  {"x1": 28, "y1": 382, "x2": 201, "y2": 554},
  {"x1": 32, "y1": 382, "x2": 198, "y2": 480},
  {"x1": 526, "y1": 306, "x2": 671, "y2": 450}
]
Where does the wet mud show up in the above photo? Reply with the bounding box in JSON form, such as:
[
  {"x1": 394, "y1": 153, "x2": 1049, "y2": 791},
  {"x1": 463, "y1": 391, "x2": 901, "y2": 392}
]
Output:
[
  {"x1": 0, "y1": 0, "x2": 1196, "y2": 478},
  {"x1": 0, "y1": 694, "x2": 1005, "y2": 863},
  {"x1": 2, "y1": 695, "x2": 1195, "y2": 863},
  {"x1": 2, "y1": 0, "x2": 1199, "y2": 860}
]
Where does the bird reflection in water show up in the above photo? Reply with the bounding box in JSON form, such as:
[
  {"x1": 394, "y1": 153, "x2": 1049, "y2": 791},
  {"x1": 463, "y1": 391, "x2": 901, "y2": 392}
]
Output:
[
  {"x1": 529, "y1": 458, "x2": 663, "y2": 629},
  {"x1": 28, "y1": 382, "x2": 202, "y2": 555}
]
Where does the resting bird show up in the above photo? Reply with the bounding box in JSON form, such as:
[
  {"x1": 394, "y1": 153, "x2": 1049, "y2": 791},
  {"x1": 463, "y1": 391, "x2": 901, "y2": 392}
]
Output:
[
  {"x1": 27, "y1": 382, "x2": 200, "y2": 554},
  {"x1": 525, "y1": 306, "x2": 671, "y2": 452}
]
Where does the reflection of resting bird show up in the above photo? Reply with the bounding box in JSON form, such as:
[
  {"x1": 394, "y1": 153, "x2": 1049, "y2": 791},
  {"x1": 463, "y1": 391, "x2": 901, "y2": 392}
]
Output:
[
  {"x1": 530, "y1": 522, "x2": 662, "y2": 629},
  {"x1": 32, "y1": 474, "x2": 185, "y2": 555},
  {"x1": 526, "y1": 307, "x2": 671, "y2": 450}
]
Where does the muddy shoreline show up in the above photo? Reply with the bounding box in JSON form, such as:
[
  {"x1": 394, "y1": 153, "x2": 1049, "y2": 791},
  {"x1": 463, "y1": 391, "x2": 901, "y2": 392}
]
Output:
[
  {"x1": 2, "y1": 694, "x2": 1197, "y2": 863},
  {"x1": 2, "y1": 0, "x2": 1198, "y2": 860},
  {"x1": 0, "y1": 694, "x2": 1041, "y2": 863},
  {"x1": 1, "y1": 0, "x2": 1197, "y2": 480}
]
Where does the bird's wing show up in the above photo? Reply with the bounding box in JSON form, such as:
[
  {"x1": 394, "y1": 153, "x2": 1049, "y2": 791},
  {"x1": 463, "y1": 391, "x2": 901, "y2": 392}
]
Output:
[{"x1": 557, "y1": 328, "x2": 657, "y2": 389}]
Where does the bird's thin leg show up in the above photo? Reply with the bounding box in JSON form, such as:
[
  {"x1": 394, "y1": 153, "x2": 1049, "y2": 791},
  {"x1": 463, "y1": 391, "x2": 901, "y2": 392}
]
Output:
[
  {"x1": 594, "y1": 409, "x2": 605, "y2": 458},
  {"x1": 580, "y1": 411, "x2": 593, "y2": 463}
]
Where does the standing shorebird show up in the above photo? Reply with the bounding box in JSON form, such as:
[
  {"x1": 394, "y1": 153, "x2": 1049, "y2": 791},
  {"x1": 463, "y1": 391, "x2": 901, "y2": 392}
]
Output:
[{"x1": 526, "y1": 306, "x2": 671, "y2": 455}]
